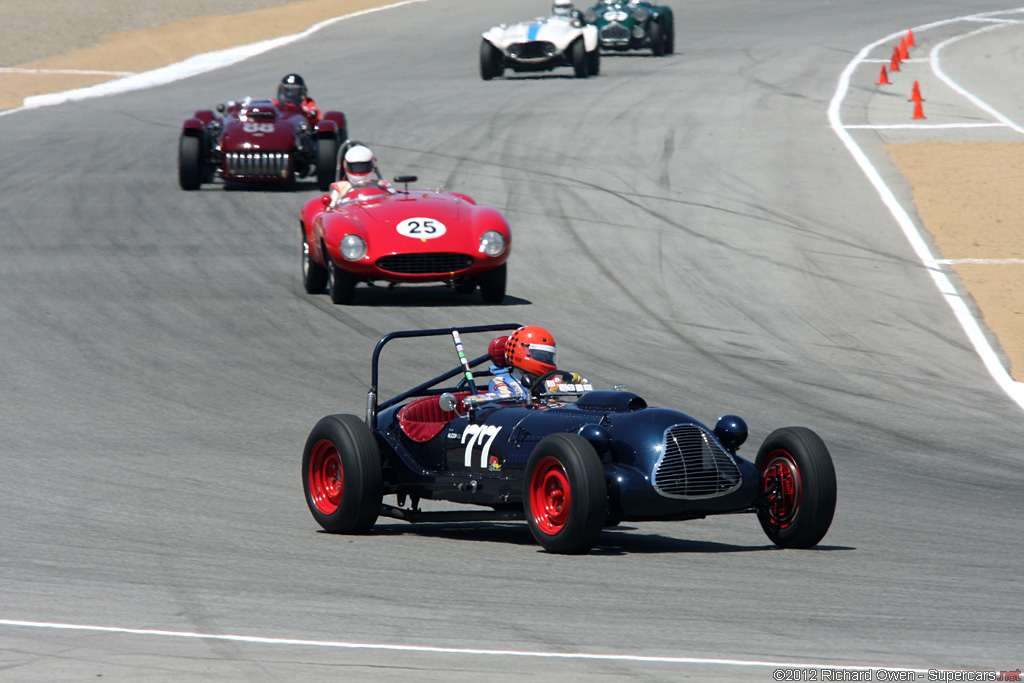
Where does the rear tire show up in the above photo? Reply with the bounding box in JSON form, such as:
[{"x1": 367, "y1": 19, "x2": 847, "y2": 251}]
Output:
[
  {"x1": 755, "y1": 427, "x2": 837, "y2": 548},
  {"x1": 302, "y1": 414, "x2": 383, "y2": 534},
  {"x1": 587, "y1": 48, "x2": 600, "y2": 76},
  {"x1": 178, "y1": 133, "x2": 203, "y2": 190},
  {"x1": 316, "y1": 135, "x2": 338, "y2": 191},
  {"x1": 302, "y1": 228, "x2": 328, "y2": 294},
  {"x1": 327, "y1": 258, "x2": 357, "y2": 305},
  {"x1": 571, "y1": 38, "x2": 589, "y2": 78},
  {"x1": 524, "y1": 433, "x2": 607, "y2": 554},
  {"x1": 478, "y1": 263, "x2": 506, "y2": 304}
]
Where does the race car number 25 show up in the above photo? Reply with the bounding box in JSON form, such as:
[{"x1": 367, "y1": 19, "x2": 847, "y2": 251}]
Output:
[
  {"x1": 397, "y1": 217, "x2": 447, "y2": 239},
  {"x1": 462, "y1": 424, "x2": 501, "y2": 468}
]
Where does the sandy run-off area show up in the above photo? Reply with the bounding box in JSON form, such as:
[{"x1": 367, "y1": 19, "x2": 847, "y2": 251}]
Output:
[
  {"x1": 0, "y1": 0, "x2": 389, "y2": 110},
  {"x1": 2, "y1": 1, "x2": 1021, "y2": 382}
]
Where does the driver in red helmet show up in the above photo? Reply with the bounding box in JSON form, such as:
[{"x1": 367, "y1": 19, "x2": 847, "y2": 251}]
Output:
[{"x1": 487, "y1": 326, "x2": 587, "y2": 398}]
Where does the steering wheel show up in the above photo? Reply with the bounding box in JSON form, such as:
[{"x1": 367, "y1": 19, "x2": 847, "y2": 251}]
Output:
[{"x1": 530, "y1": 370, "x2": 576, "y2": 399}]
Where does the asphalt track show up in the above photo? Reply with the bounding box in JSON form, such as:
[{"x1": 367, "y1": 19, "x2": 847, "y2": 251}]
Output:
[{"x1": 1, "y1": 0, "x2": 1022, "y2": 680}]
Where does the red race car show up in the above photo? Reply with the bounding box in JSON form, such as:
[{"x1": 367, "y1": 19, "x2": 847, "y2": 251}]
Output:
[
  {"x1": 300, "y1": 175, "x2": 511, "y2": 305},
  {"x1": 178, "y1": 97, "x2": 347, "y2": 191}
]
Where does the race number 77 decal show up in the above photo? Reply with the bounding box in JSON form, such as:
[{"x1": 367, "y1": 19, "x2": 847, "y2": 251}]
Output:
[{"x1": 462, "y1": 424, "x2": 501, "y2": 468}]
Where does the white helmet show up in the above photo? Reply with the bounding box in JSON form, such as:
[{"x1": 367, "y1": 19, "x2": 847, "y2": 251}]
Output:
[
  {"x1": 343, "y1": 145, "x2": 376, "y2": 185},
  {"x1": 553, "y1": 0, "x2": 573, "y2": 17}
]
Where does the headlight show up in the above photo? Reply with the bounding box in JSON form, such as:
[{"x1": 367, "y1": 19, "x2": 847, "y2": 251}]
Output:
[
  {"x1": 339, "y1": 234, "x2": 366, "y2": 261},
  {"x1": 479, "y1": 230, "x2": 506, "y2": 257},
  {"x1": 632, "y1": 8, "x2": 648, "y2": 21}
]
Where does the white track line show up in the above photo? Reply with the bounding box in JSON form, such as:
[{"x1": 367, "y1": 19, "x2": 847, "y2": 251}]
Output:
[
  {"x1": 0, "y1": 0, "x2": 427, "y2": 117},
  {"x1": 828, "y1": 8, "x2": 1024, "y2": 411},
  {"x1": 0, "y1": 619, "x2": 930, "y2": 673}
]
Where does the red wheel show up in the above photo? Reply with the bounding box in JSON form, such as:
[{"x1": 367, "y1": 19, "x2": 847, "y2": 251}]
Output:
[
  {"x1": 302, "y1": 414, "x2": 382, "y2": 534},
  {"x1": 755, "y1": 427, "x2": 836, "y2": 548},
  {"x1": 523, "y1": 433, "x2": 606, "y2": 554},
  {"x1": 760, "y1": 451, "x2": 801, "y2": 529},
  {"x1": 529, "y1": 456, "x2": 573, "y2": 534},
  {"x1": 308, "y1": 439, "x2": 343, "y2": 515}
]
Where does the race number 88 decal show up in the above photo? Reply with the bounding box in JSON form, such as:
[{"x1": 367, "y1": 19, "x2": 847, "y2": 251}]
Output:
[
  {"x1": 462, "y1": 424, "x2": 501, "y2": 468},
  {"x1": 242, "y1": 122, "x2": 275, "y2": 133},
  {"x1": 397, "y1": 217, "x2": 447, "y2": 239}
]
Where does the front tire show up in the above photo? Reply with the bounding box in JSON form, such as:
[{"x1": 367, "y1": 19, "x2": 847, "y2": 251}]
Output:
[
  {"x1": 755, "y1": 427, "x2": 837, "y2": 549},
  {"x1": 302, "y1": 414, "x2": 383, "y2": 534},
  {"x1": 302, "y1": 228, "x2": 328, "y2": 294},
  {"x1": 480, "y1": 39, "x2": 502, "y2": 80},
  {"x1": 571, "y1": 38, "x2": 589, "y2": 78},
  {"x1": 178, "y1": 133, "x2": 203, "y2": 190},
  {"x1": 478, "y1": 263, "x2": 506, "y2": 304},
  {"x1": 587, "y1": 48, "x2": 600, "y2": 76},
  {"x1": 316, "y1": 135, "x2": 338, "y2": 191},
  {"x1": 327, "y1": 258, "x2": 357, "y2": 305},
  {"x1": 650, "y1": 21, "x2": 666, "y2": 56},
  {"x1": 524, "y1": 433, "x2": 607, "y2": 554}
]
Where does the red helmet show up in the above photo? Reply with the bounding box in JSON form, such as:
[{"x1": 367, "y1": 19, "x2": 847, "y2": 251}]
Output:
[
  {"x1": 505, "y1": 325, "x2": 556, "y2": 377},
  {"x1": 488, "y1": 336, "x2": 509, "y2": 368}
]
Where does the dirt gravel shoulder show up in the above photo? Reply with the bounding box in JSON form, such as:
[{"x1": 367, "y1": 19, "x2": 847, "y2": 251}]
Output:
[
  {"x1": 0, "y1": 0, "x2": 390, "y2": 110},
  {"x1": 886, "y1": 142, "x2": 1024, "y2": 380}
]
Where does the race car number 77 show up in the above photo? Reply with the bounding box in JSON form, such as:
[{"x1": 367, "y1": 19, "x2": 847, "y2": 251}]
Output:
[{"x1": 462, "y1": 424, "x2": 501, "y2": 467}]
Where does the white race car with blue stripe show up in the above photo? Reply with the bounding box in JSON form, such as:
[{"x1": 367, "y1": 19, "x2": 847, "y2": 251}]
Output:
[{"x1": 480, "y1": 12, "x2": 600, "y2": 80}]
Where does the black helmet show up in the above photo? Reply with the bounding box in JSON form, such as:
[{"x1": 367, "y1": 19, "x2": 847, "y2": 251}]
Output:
[{"x1": 278, "y1": 73, "x2": 307, "y2": 105}]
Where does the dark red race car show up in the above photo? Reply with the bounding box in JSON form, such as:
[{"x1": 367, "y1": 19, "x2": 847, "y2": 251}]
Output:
[
  {"x1": 300, "y1": 175, "x2": 511, "y2": 305},
  {"x1": 178, "y1": 97, "x2": 347, "y2": 191}
]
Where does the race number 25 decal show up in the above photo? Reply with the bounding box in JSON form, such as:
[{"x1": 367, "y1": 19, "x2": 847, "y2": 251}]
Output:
[
  {"x1": 396, "y1": 217, "x2": 447, "y2": 239},
  {"x1": 462, "y1": 424, "x2": 501, "y2": 468}
]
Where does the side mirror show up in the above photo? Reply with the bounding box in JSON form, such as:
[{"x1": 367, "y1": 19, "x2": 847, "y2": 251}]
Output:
[
  {"x1": 216, "y1": 103, "x2": 225, "y2": 114},
  {"x1": 439, "y1": 392, "x2": 458, "y2": 413},
  {"x1": 321, "y1": 194, "x2": 331, "y2": 206}
]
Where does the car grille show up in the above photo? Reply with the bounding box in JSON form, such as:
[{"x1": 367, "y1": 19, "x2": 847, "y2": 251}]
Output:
[
  {"x1": 509, "y1": 41, "x2": 556, "y2": 61},
  {"x1": 376, "y1": 253, "x2": 474, "y2": 275},
  {"x1": 653, "y1": 424, "x2": 742, "y2": 498},
  {"x1": 600, "y1": 22, "x2": 631, "y2": 42},
  {"x1": 224, "y1": 152, "x2": 291, "y2": 178}
]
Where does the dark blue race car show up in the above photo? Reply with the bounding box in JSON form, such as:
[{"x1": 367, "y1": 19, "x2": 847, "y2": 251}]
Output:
[{"x1": 302, "y1": 324, "x2": 837, "y2": 554}]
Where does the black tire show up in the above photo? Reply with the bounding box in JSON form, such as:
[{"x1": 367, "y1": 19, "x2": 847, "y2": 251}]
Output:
[
  {"x1": 650, "y1": 20, "x2": 666, "y2": 56},
  {"x1": 178, "y1": 133, "x2": 203, "y2": 190},
  {"x1": 480, "y1": 39, "x2": 502, "y2": 80},
  {"x1": 664, "y1": 16, "x2": 675, "y2": 54},
  {"x1": 316, "y1": 135, "x2": 338, "y2": 192},
  {"x1": 524, "y1": 433, "x2": 607, "y2": 554},
  {"x1": 302, "y1": 414, "x2": 383, "y2": 534},
  {"x1": 327, "y1": 258, "x2": 357, "y2": 305},
  {"x1": 478, "y1": 262, "x2": 506, "y2": 304},
  {"x1": 571, "y1": 38, "x2": 589, "y2": 78},
  {"x1": 302, "y1": 227, "x2": 328, "y2": 294},
  {"x1": 755, "y1": 427, "x2": 837, "y2": 549},
  {"x1": 587, "y1": 48, "x2": 600, "y2": 76}
]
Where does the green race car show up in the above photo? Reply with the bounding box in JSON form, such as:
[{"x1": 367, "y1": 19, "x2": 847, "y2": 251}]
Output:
[{"x1": 584, "y1": 0, "x2": 674, "y2": 55}]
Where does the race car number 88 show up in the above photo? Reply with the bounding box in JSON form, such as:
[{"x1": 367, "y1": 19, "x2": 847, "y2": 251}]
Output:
[{"x1": 397, "y1": 217, "x2": 447, "y2": 239}]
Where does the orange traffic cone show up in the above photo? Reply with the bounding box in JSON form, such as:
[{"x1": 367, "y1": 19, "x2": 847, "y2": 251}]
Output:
[
  {"x1": 890, "y1": 46, "x2": 901, "y2": 72},
  {"x1": 899, "y1": 37, "x2": 909, "y2": 60},
  {"x1": 912, "y1": 98, "x2": 926, "y2": 119},
  {"x1": 878, "y1": 65, "x2": 891, "y2": 85},
  {"x1": 907, "y1": 29, "x2": 915, "y2": 47},
  {"x1": 909, "y1": 80, "x2": 923, "y2": 102}
]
